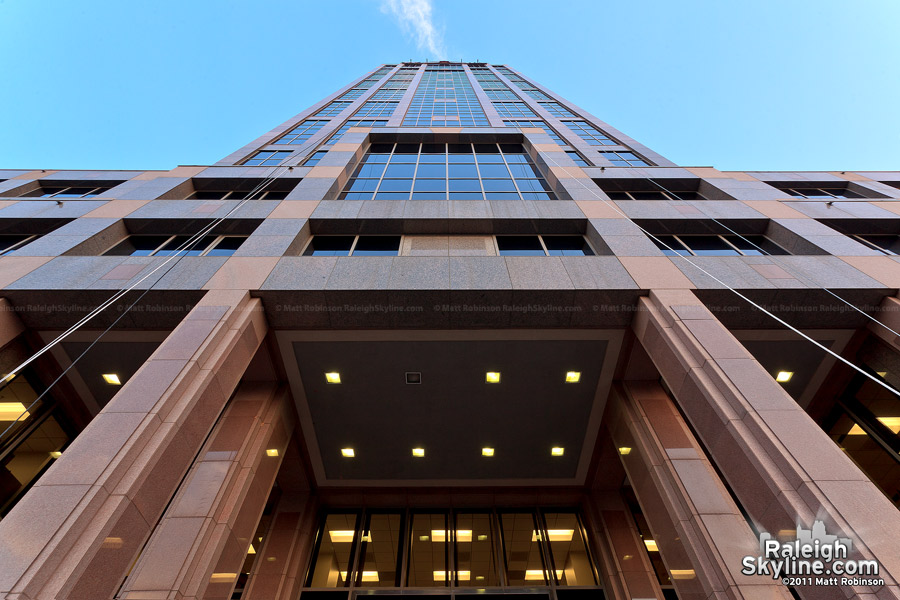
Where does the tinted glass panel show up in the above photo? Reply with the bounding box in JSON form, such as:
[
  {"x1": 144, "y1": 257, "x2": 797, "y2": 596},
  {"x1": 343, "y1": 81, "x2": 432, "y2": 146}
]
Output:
[
  {"x1": 497, "y1": 236, "x2": 544, "y2": 256},
  {"x1": 205, "y1": 236, "x2": 245, "y2": 257},
  {"x1": 356, "y1": 513, "x2": 402, "y2": 587},
  {"x1": 544, "y1": 236, "x2": 594, "y2": 256},
  {"x1": 500, "y1": 512, "x2": 547, "y2": 585},
  {"x1": 681, "y1": 235, "x2": 739, "y2": 256},
  {"x1": 650, "y1": 235, "x2": 690, "y2": 257},
  {"x1": 543, "y1": 513, "x2": 596, "y2": 586},
  {"x1": 407, "y1": 513, "x2": 448, "y2": 587},
  {"x1": 456, "y1": 513, "x2": 500, "y2": 586},
  {"x1": 353, "y1": 236, "x2": 401, "y2": 256},
  {"x1": 105, "y1": 235, "x2": 171, "y2": 257},
  {"x1": 729, "y1": 235, "x2": 789, "y2": 256},
  {"x1": 308, "y1": 513, "x2": 359, "y2": 587},
  {"x1": 303, "y1": 236, "x2": 355, "y2": 257}
]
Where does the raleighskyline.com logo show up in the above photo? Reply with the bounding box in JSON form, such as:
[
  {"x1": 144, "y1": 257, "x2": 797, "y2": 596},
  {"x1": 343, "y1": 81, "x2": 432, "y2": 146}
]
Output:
[{"x1": 741, "y1": 521, "x2": 884, "y2": 588}]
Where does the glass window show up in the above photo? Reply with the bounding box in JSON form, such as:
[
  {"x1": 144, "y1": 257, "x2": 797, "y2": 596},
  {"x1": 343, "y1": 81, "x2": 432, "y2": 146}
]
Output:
[
  {"x1": 542, "y1": 512, "x2": 596, "y2": 586},
  {"x1": 244, "y1": 150, "x2": 292, "y2": 167},
  {"x1": 0, "y1": 413, "x2": 71, "y2": 517},
  {"x1": 455, "y1": 513, "x2": 500, "y2": 586},
  {"x1": 651, "y1": 235, "x2": 691, "y2": 257},
  {"x1": 564, "y1": 121, "x2": 616, "y2": 146},
  {"x1": 497, "y1": 236, "x2": 544, "y2": 256},
  {"x1": 650, "y1": 234, "x2": 788, "y2": 257},
  {"x1": 679, "y1": 235, "x2": 740, "y2": 256},
  {"x1": 566, "y1": 151, "x2": 589, "y2": 166},
  {"x1": 273, "y1": 120, "x2": 328, "y2": 145},
  {"x1": 0, "y1": 234, "x2": 38, "y2": 256},
  {"x1": 352, "y1": 236, "x2": 401, "y2": 256},
  {"x1": 304, "y1": 151, "x2": 329, "y2": 166},
  {"x1": 303, "y1": 236, "x2": 355, "y2": 257},
  {"x1": 539, "y1": 102, "x2": 577, "y2": 118},
  {"x1": 314, "y1": 101, "x2": 352, "y2": 117},
  {"x1": 855, "y1": 234, "x2": 900, "y2": 256},
  {"x1": 307, "y1": 513, "x2": 360, "y2": 587},
  {"x1": 500, "y1": 512, "x2": 548, "y2": 585},
  {"x1": 339, "y1": 142, "x2": 556, "y2": 201},
  {"x1": 544, "y1": 236, "x2": 595, "y2": 256},
  {"x1": 104, "y1": 235, "x2": 246, "y2": 257},
  {"x1": 600, "y1": 151, "x2": 649, "y2": 167},
  {"x1": 356, "y1": 512, "x2": 402, "y2": 587},
  {"x1": 408, "y1": 513, "x2": 448, "y2": 587},
  {"x1": 204, "y1": 236, "x2": 245, "y2": 257}
]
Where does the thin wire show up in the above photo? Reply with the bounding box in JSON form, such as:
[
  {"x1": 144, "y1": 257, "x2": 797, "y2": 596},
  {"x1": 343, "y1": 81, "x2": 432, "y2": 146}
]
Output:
[
  {"x1": 541, "y1": 153, "x2": 900, "y2": 397},
  {"x1": 643, "y1": 177, "x2": 900, "y2": 339},
  {"x1": 0, "y1": 159, "x2": 297, "y2": 433}
]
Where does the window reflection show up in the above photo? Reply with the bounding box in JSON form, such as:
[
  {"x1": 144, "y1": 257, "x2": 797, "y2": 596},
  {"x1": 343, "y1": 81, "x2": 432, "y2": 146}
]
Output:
[
  {"x1": 500, "y1": 512, "x2": 547, "y2": 585},
  {"x1": 456, "y1": 513, "x2": 499, "y2": 586},
  {"x1": 408, "y1": 513, "x2": 447, "y2": 587},
  {"x1": 543, "y1": 512, "x2": 596, "y2": 586},
  {"x1": 0, "y1": 413, "x2": 70, "y2": 518},
  {"x1": 307, "y1": 513, "x2": 359, "y2": 587},
  {"x1": 357, "y1": 512, "x2": 402, "y2": 586}
]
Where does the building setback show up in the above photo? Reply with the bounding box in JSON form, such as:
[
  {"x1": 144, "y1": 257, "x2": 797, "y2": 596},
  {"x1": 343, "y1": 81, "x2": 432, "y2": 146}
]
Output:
[{"x1": 0, "y1": 62, "x2": 898, "y2": 600}]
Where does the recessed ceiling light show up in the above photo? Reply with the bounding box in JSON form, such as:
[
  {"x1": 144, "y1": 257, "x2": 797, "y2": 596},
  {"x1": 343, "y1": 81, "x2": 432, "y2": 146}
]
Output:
[
  {"x1": 434, "y1": 570, "x2": 470, "y2": 581},
  {"x1": 419, "y1": 535, "x2": 430, "y2": 541},
  {"x1": 0, "y1": 402, "x2": 29, "y2": 422},
  {"x1": 341, "y1": 448, "x2": 355, "y2": 457},
  {"x1": 877, "y1": 416, "x2": 900, "y2": 433},
  {"x1": 266, "y1": 449, "x2": 279, "y2": 457},
  {"x1": 565, "y1": 371, "x2": 581, "y2": 383},
  {"x1": 644, "y1": 539, "x2": 659, "y2": 551},
  {"x1": 329, "y1": 530, "x2": 356, "y2": 543},
  {"x1": 412, "y1": 447, "x2": 425, "y2": 457},
  {"x1": 210, "y1": 573, "x2": 238, "y2": 583},
  {"x1": 325, "y1": 372, "x2": 341, "y2": 384},
  {"x1": 618, "y1": 446, "x2": 632, "y2": 455},
  {"x1": 525, "y1": 569, "x2": 563, "y2": 581},
  {"x1": 2, "y1": 373, "x2": 15, "y2": 382},
  {"x1": 248, "y1": 544, "x2": 256, "y2": 554},
  {"x1": 532, "y1": 529, "x2": 573, "y2": 542},
  {"x1": 670, "y1": 569, "x2": 696, "y2": 580},
  {"x1": 485, "y1": 372, "x2": 500, "y2": 384},
  {"x1": 102, "y1": 373, "x2": 121, "y2": 385},
  {"x1": 775, "y1": 371, "x2": 793, "y2": 383},
  {"x1": 475, "y1": 575, "x2": 485, "y2": 581},
  {"x1": 431, "y1": 529, "x2": 472, "y2": 542},
  {"x1": 482, "y1": 447, "x2": 495, "y2": 457},
  {"x1": 551, "y1": 447, "x2": 565, "y2": 456},
  {"x1": 876, "y1": 371, "x2": 888, "y2": 378},
  {"x1": 49, "y1": 451, "x2": 62, "y2": 458},
  {"x1": 341, "y1": 570, "x2": 379, "y2": 582},
  {"x1": 406, "y1": 372, "x2": 422, "y2": 384},
  {"x1": 477, "y1": 534, "x2": 488, "y2": 541}
]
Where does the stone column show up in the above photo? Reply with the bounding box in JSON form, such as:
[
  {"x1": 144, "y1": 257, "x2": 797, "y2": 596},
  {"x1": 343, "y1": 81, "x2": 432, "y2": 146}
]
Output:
[
  {"x1": 118, "y1": 382, "x2": 292, "y2": 600},
  {"x1": 0, "y1": 290, "x2": 266, "y2": 599},
  {"x1": 633, "y1": 289, "x2": 900, "y2": 599},
  {"x1": 608, "y1": 381, "x2": 792, "y2": 600}
]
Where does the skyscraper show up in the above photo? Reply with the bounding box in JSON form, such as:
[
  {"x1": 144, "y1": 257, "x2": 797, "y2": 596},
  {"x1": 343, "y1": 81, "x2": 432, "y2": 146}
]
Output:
[{"x1": 0, "y1": 62, "x2": 898, "y2": 600}]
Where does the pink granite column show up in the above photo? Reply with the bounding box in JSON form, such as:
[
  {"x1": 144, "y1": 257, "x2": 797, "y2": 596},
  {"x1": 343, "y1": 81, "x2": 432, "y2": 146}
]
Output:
[
  {"x1": 607, "y1": 380, "x2": 792, "y2": 600},
  {"x1": 633, "y1": 289, "x2": 900, "y2": 599},
  {"x1": 0, "y1": 290, "x2": 267, "y2": 600},
  {"x1": 117, "y1": 382, "x2": 293, "y2": 600}
]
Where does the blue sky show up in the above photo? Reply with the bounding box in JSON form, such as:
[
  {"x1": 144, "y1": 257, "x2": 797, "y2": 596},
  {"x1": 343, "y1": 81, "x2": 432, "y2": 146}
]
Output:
[{"x1": 0, "y1": 0, "x2": 898, "y2": 172}]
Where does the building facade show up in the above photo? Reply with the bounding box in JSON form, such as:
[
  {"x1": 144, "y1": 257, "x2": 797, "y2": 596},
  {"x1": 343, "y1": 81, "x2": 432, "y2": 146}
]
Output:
[{"x1": 0, "y1": 62, "x2": 899, "y2": 600}]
